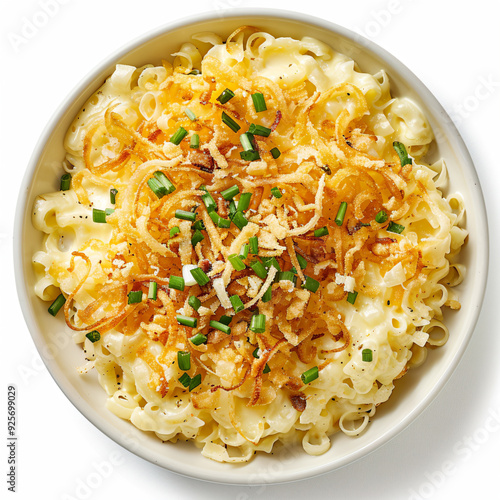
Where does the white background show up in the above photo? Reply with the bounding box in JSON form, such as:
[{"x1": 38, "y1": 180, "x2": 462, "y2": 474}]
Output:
[{"x1": 2, "y1": 1, "x2": 499, "y2": 499}]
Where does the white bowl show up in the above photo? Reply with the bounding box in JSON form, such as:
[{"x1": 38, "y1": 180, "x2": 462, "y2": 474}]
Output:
[{"x1": 14, "y1": 8, "x2": 488, "y2": 484}]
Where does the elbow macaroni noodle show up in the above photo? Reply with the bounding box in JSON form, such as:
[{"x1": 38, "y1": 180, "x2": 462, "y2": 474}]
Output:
[{"x1": 32, "y1": 27, "x2": 466, "y2": 462}]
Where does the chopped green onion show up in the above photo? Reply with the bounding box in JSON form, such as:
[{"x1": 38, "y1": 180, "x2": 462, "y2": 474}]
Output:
[
  {"x1": 219, "y1": 315, "x2": 232, "y2": 326},
  {"x1": 105, "y1": 208, "x2": 115, "y2": 216},
  {"x1": 169, "y1": 275, "x2": 185, "y2": 291},
  {"x1": 261, "y1": 257, "x2": 281, "y2": 272},
  {"x1": 296, "y1": 253, "x2": 308, "y2": 270},
  {"x1": 127, "y1": 291, "x2": 143, "y2": 304},
  {"x1": 178, "y1": 373, "x2": 191, "y2": 387},
  {"x1": 240, "y1": 150, "x2": 261, "y2": 161},
  {"x1": 190, "y1": 133, "x2": 200, "y2": 149},
  {"x1": 252, "y1": 92, "x2": 267, "y2": 112},
  {"x1": 201, "y1": 192, "x2": 217, "y2": 213},
  {"x1": 375, "y1": 210, "x2": 388, "y2": 224},
  {"x1": 270, "y1": 187, "x2": 282, "y2": 199},
  {"x1": 252, "y1": 347, "x2": 260, "y2": 358},
  {"x1": 393, "y1": 141, "x2": 412, "y2": 167},
  {"x1": 177, "y1": 351, "x2": 191, "y2": 371},
  {"x1": 85, "y1": 331, "x2": 100, "y2": 343},
  {"x1": 221, "y1": 184, "x2": 240, "y2": 201},
  {"x1": 230, "y1": 295, "x2": 244, "y2": 313},
  {"x1": 189, "y1": 373, "x2": 202, "y2": 391},
  {"x1": 209, "y1": 320, "x2": 231, "y2": 335},
  {"x1": 189, "y1": 333, "x2": 207, "y2": 346},
  {"x1": 191, "y1": 229, "x2": 204, "y2": 247},
  {"x1": 148, "y1": 171, "x2": 176, "y2": 199},
  {"x1": 170, "y1": 126, "x2": 188, "y2": 145},
  {"x1": 239, "y1": 243, "x2": 249, "y2": 260},
  {"x1": 175, "y1": 209, "x2": 197, "y2": 222},
  {"x1": 148, "y1": 281, "x2": 157, "y2": 300},
  {"x1": 216, "y1": 88, "x2": 235, "y2": 104},
  {"x1": 170, "y1": 226, "x2": 180, "y2": 237},
  {"x1": 347, "y1": 291, "x2": 358, "y2": 304},
  {"x1": 301, "y1": 276, "x2": 320, "y2": 293},
  {"x1": 249, "y1": 259, "x2": 268, "y2": 280},
  {"x1": 188, "y1": 295, "x2": 201, "y2": 311},
  {"x1": 221, "y1": 111, "x2": 241, "y2": 132},
  {"x1": 92, "y1": 208, "x2": 107, "y2": 224},
  {"x1": 110, "y1": 188, "x2": 118, "y2": 204},
  {"x1": 190, "y1": 267, "x2": 210, "y2": 286},
  {"x1": 229, "y1": 200, "x2": 237, "y2": 218},
  {"x1": 362, "y1": 348, "x2": 373, "y2": 362},
  {"x1": 314, "y1": 226, "x2": 329, "y2": 237},
  {"x1": 240, "y1": 133, "x2": 254, "y2": 152},
  {"x1": 228, "y1": 254, "x2": 246, "y2": 271},
  {"x1": 48, "y1": 293, "x2": 66, "y2": 316},
  {"x1": 270, "y1": 147, "x2": 281, "y2": 159},
  {"x1": 232, "y1": 211, "x2": 248, "y2": 230},
  {"x1": 277, "y1": 271, "x2": 297, "y2": 285},
  {"x1": 301, "y1": 366, "x2": 319, "y2": 384},
  {"x1": 184, "y1": 108, "x2": 197, "y2": 121},
  {"x1": 248, "y1": 123, "x2": 271, "y2": 137},
  {"x1": 335, "y1": 202, "x2": 348, "y2": 226},
  {"x1": 262, "y1": 285, "x2": 272, "y2": 302},
  {"x1": 218, "y1": 216, "x2": 231, "y2": 229},
  {"x1": 192, "y1": 220, "x2": 205, "y2": 231},
  {"x1": 60, "y1": 173, "x2": 71, "y2": 191},
  {"x1": 263, "y1": 364, "x2": 271, "y2": 374},
  {"x1": 249, "y1": 236, "x2": 259, "y2": 254},
  {"x1": 249, "y1": 314, "x2": 266, "y2": 333},
  {"x1": 237, "y1": 192, "x2": 252, "y2": 212},
  {"x1": 177, "y1": 315, "x2": 197, "y2": 328},
  {"x1": 387, "y1": 221, "x2": 405, "y2": 234}
]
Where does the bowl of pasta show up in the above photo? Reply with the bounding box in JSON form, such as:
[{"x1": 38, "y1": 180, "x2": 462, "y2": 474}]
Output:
[{"x1": 15, "y1": 9, "x2": 487, "y2": 484}]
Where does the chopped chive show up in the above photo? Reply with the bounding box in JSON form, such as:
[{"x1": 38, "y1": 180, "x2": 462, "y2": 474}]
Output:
[
  {"x1": 60, "y1": 173, "x2": 71, "y2": 191},
  {"x1": 237, "y1": 192, "x2": 252, "y2": 212},
  {"x1": 92, "y1": 208, "x2": 107, "y2": 223},
  {"x1": 249, "y1": 259, "x2": 268, "y2": 280},
  {"x1": 192, "y1": 220, "x2": 205, "y2": 231},
  {"x1": 228, "y1": 254, "x2": 246, "y2": 271},
  {"x1": 184, "y1": 108, "x2": 197, "y2": 121},
  {"x1": 189, "y1": 373, "x2": 202, "y2": 391},
  {"x1": 177, "y1": 315, "x2": 197, "y2": 328},
  {"x1": 219, "y1": 315, "x2": 232, "y2": 326},
  {"x1": 191, "y1": 229, "x2": 204, "y2": 247},
  {"x1": 249, "y1": 314, "x2": 266, "y2": 333},
  {"x1": 230, "y1": 295, "x2": 244, "y2": 313},
  {"x1": 175, "y1": 209, "x2": 197, "y2": 222},
  {"x1": 169, "y1": 226, "x2": 180, "y2": 237},
  {"x1": 190, "y1": 133, "x2": 200, "y2": 149},
  {"x1": 270, "y1": 147, "x2": 281, "y2": 159},
  {"x1": 277, "y1": 271, "x2": 297, "y2": 285},
  {"x1": 189, "y1": 333, "x2": 207, "y2": 346},
  {"x1": 148, "y1": 281, "x2": 157, "y2": 300},
  {"x1": 262, "y1": 285, "x2": 272, "y2": 302},
  {"x1": 263, "y1": 364, "x2": 271, "y2": 374},
  {"x1": 201, "y1": 191, "x2": 217, "y2": 213},
  {"x1": 229, "y1": 200, "x2": 237, "y2": 218},
  {"x1": 314, "y1": 226, "x2": 329, "y2": 237},
  {"x1": 177, "y1": 351, "x2": 191, "y2": 371},
  {"x1": 127, "y1": 291, "x2": 143, "y2": 304},
  {"x1": 296, "y1": 253, "x2": 308, "y2": 270},
  {"x1": 375, "y1": 210, "x2": 388, "y2": 223},
  {"x1": 110, "y1": 188, "x2": 118, "y2": 204},
  {"x1": 239, "y1": 243, "x2": 249, "y2": 259},
  {"x1": 252, "y1": 347, "x2": 260, "y2": 358},
  {"x1": 261, "y1": 257, "x2": 281, "y2": 272},
  {"x1": 252, "y1": 92, "x2": 267, "y2": 112},
  {"x1": 232, "y1": 211, "x2": 248, "y2": 230},
  {"x1": 301, "y1": 366, "x2": 319, "y2": 384},
  {"x1": 335, "y1": 202, "x2": 348, "y2": 226},
  {"x1": 347, "y1": 291, "x2": 358, "y2": 304},
  {"x1": 240, "y1": 150, "x2": 261, "y2": 161},
  {"x1": 190, "y1": 267, "x2": 210, "y2": 286},
  {"x1": 188, "y1": 295, "x2": 201, "y2": 311},
  {"x1": 218, "y1": 217, "x2": 231, "y2": 229},
  {"x1": 362, "y1": 348, "x2": 373, "y2": 362},
  {"x1": 85, "y1": 331, "x2": 100, "y2": 343},
  {"x1": 169, "y1": 275, "x2": 185, "y2": 291},
  {"x1": 48, "y1": 293, "x2": 66, "y2": 316},
  {"x1": 301, "y1": 276, "x2": 320, "y2": 293},
  {"x1": 248, "y1": 123, "x2": 271, "y2": 137},
  {"x1": 240, "y1": 133, "x2": 254, "y2": 152},
  {"x1": 216, "y1": 88, "x2": 235, "y2": 104},
  {"x1": 105, "y1": 208, "x2": 115, "y2": 216},
  {"x1": 178, "y1": 373, "x2": 191, "y2": 387},
  {"x1": 393, "y1": 141, "x2": 412, "y2": 167},
  {"x1": 387, "y1": 221, "x2": 405, "y2": 234},
  {"x1": 209, "y1": 211, "x2": 221, "y2": 226},
  {"x1": 221, "y1": 111, "x2": 240, "y2": 132},
  {"x1": 170, "y1": 126, "x2": 188, "y2": 145},
  {"x1": 221, "y1": 184, "x2": 240, "y2": 201},
  {"x1": 147, "y1": 171, "x2": 176, "y2": 199},
  {"x1": 249, "y1": 236, "x2": 259, "y2": 254},
  {"x1": 209, "y1": 320, "x2": 231, "y2": 335},
  {"x1": 270, "y1": 187, "x2": 282, "y2": 199}
]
